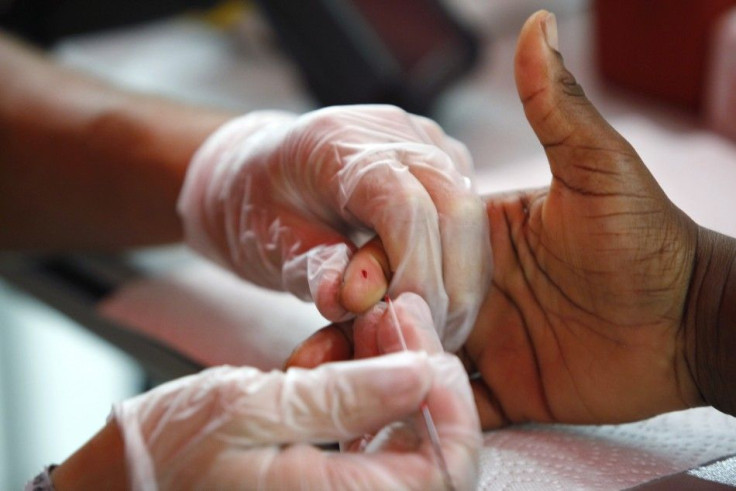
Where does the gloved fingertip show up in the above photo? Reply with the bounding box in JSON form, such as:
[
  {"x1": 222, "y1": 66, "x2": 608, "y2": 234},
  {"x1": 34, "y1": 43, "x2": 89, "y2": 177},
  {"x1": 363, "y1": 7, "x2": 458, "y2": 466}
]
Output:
[
  {"x1": 376, "y1": 293, "x2": 443, "y2": 355},
  {"x1": 365, "y1": 352, "x2": 432, "y2": 399}
]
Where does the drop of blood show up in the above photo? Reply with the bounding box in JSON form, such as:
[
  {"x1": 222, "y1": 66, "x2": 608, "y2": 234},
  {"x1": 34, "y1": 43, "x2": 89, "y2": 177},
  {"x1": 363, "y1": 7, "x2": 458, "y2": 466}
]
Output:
[{"x1": 361, "y1": 269, "x2": 368, "y2": 279}]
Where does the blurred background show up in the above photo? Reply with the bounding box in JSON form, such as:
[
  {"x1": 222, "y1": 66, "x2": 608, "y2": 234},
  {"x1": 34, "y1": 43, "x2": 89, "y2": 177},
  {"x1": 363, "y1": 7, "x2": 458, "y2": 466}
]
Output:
[{"x1": 2, "y1": 0, "x2": 736, "y2": 487}]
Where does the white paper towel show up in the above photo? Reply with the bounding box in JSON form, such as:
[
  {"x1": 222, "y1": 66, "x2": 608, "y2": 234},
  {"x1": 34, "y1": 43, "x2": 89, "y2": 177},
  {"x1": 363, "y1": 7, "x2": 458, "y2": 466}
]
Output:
[{"x1": 478, "y1": 408, "x2": 736, "y2": 489}]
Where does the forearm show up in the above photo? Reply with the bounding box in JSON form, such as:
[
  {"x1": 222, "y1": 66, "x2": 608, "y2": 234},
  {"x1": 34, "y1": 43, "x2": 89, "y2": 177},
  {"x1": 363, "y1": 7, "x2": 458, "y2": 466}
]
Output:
[
  {"x1": 51, "y1": 421, "x2": 128, "y2": 490},
  {"x1": 685, "y1": 226, "x2": 736, "y2": 416},
  {"x1": 0, "y1": 32, "x2": 233, "y2": 251}
]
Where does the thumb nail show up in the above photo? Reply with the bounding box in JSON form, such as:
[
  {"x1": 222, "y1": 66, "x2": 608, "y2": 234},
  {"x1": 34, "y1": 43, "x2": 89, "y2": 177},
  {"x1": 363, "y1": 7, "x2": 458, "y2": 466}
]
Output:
[{"x1": 543, "y1": 12, "x2": 559, "y2": 51}]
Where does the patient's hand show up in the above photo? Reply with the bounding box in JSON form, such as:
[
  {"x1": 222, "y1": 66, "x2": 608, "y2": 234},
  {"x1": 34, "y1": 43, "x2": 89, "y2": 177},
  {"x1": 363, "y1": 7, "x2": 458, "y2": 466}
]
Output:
[
  {"x1": 465, "y1": 11, "x2": 702, "y2": 428},
  {"x1": 289, "y1": 11, "x2": 708, "y2": 430}
]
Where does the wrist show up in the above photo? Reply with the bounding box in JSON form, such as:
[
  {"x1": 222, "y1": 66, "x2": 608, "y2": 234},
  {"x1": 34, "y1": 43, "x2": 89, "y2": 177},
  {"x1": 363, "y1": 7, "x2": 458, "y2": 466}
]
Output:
[{"x1": 684, "y1": 225, "x2": 736, "y2": 416}]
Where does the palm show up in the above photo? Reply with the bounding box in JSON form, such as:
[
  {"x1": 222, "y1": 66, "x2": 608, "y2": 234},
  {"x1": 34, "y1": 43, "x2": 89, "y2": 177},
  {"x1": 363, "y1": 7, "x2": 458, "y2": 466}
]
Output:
[{"x1": 466, "y1": 148, "x2": 699, "y2": 428}]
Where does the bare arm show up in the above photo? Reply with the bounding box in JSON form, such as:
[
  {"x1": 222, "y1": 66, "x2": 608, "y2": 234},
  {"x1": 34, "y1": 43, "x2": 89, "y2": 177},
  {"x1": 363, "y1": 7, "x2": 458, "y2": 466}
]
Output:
[{"x1": 0, "y1": 32, "x2": 233, "y2": 250}]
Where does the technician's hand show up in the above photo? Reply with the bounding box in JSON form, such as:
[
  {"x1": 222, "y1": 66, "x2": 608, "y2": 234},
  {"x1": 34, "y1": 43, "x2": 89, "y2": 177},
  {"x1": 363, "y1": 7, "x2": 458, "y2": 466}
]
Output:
[
  {"x1": 465, "y1": 10, "x2": 703, "y2": 428},
  {"x1": 177, "y1": 105, "x2": 491, "y2": 351},
  {"x1": 113, "y1": 299, "x2": 481, "y2": 490}
]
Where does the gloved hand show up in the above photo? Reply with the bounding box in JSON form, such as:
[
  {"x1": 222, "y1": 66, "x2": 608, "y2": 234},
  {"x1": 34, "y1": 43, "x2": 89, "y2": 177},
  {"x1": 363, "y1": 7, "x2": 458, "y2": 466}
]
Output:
[
  {"x1": 177, "y1": 104, "x2": 491, "y2": 351},
  {"x1": 113, "y1": 295, "x2": 481, "y2": 490}
]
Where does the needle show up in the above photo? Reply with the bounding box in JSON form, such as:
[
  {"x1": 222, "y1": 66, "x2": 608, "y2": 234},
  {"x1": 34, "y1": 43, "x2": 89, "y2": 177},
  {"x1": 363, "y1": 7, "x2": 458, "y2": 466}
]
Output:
[{"x1": 385, "y1": 296, "x2": 456, "y2": 491}]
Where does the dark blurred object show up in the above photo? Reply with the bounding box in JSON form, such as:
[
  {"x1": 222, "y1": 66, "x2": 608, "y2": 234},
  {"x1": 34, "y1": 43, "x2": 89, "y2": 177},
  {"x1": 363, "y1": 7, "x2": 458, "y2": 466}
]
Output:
[
  {"x1": 595, "y1": 0, "x2": 736, "y2": 113},
  {"x1": 0, "y1": 0, "x2": 220, "y2": 47},
  {"x1": 253, "y1": 0, "x2": 480, "y2": 114}
]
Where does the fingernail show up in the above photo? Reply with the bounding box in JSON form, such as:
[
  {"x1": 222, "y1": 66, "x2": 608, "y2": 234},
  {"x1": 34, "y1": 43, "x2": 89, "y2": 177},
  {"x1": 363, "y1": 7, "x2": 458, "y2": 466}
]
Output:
[{"x1": 543, "y1": 12, "x2": 559, "y2": 51}]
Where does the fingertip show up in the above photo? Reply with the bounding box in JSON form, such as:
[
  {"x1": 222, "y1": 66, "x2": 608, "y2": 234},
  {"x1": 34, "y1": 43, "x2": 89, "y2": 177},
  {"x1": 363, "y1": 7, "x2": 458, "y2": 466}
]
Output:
[
  {"x1": 340, "y1": 237, "x2": 390, "y2": 313},
  {"x1": 514, "y1": 10, "x2": 557, "y2": 104},
  {"x1": 284, "y1": 324, "x2": 353, "y2": 370}
]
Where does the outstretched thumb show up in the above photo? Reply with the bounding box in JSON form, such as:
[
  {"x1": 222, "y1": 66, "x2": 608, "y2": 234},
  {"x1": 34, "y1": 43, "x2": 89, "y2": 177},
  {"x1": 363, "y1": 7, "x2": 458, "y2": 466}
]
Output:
[{"x1": 514, "y1": 10, "x2": 639, "y2": 193}]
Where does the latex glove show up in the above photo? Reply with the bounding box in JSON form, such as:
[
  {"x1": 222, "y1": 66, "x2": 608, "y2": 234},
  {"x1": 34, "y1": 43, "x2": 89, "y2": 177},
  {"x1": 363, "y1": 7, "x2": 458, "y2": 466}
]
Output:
[
  {"x1": 177, "y1": 104, "x2": 491, "y2": 351},
  {"x1": 113, "y1": 355, "x2": 480, "y2": 490}
]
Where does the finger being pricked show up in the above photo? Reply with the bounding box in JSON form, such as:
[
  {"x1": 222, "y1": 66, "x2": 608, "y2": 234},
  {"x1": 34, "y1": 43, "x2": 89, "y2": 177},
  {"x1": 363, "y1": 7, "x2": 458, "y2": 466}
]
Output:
[
  {"x1": 285, "y1": 237, "x2": 391, "y2": 370},
  {"x1": 340, "y1": 236, "x2": 391, "y2": 314}
]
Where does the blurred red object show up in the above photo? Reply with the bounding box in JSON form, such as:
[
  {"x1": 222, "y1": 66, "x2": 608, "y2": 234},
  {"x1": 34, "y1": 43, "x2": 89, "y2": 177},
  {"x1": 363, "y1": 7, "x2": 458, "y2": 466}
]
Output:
[
  {"x1": 594, "y1": 0, "x2": 736, "y2": 112},
  {"x1": 705, "y1": 7, "x2": 736, "y2": 140}
]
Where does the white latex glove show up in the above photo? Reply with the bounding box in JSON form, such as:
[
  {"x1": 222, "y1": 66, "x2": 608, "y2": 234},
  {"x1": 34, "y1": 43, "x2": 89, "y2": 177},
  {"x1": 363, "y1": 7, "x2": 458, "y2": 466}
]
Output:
[
  {"x1": 114, "y1": 351, "x2": 480, "y2": 489},
  {"x1": 177, "y1": 104, "x2": 491, "y2": 351}
]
